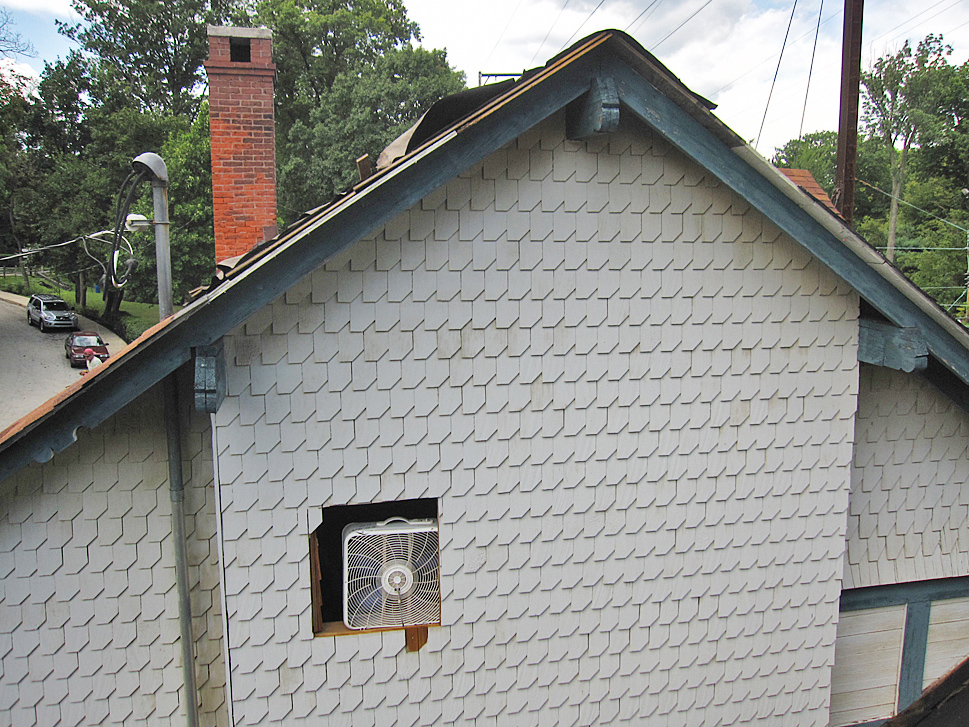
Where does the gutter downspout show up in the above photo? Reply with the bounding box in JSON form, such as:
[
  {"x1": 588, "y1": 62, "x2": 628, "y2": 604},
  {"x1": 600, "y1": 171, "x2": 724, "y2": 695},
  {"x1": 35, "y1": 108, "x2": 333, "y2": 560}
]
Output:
[
  {"x1": 209, "y1": 413, "x2": 236, "y2": 726},
  {"x1": 164, "y1": 373, "x2": 201, "y2": 727}
]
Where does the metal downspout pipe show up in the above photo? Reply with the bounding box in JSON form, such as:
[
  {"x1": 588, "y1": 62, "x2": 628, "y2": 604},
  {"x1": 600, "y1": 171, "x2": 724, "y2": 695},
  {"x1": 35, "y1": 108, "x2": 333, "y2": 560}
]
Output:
[
  {"x1": 164, "y1": 375, "x2": 201, "y2": 727},
  {"x1": 133, "y1": 151, "x2": 200, "y2": 727}
]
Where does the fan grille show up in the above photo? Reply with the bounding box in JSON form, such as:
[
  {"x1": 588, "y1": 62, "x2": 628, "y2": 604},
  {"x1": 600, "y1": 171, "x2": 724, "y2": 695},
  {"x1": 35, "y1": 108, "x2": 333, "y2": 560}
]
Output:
[{"x1": 343, "y1": 520, "x2": 440, "y2": 630}]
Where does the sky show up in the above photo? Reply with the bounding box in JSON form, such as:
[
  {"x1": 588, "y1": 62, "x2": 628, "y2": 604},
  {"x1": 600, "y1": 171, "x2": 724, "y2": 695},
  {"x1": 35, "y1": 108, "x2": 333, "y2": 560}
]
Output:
[{"x1": 4, "y1": 0, "x2": 969, "y2": 157}]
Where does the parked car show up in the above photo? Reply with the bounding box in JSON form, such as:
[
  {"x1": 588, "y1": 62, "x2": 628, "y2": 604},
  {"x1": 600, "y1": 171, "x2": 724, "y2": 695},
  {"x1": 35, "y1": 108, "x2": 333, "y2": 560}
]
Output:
[
  {"x1": 27, "y1": 294, "x2": 79, "y2": 332},
  {"x1": 65, "y1": 332, "x2": 109, "y2": 368}
]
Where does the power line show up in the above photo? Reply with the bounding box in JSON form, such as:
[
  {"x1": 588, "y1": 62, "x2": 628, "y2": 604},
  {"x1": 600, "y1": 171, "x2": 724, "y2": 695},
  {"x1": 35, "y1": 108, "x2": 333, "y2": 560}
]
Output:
[
  {"x1": 799, "y1": 0, "x2": 825, "y2": 139},
  {"x1": 756, "y1": 0, "x2": 800, "y2": 150},
  {"x1": 710, "y1": 9, "x2": 841, "y2": 99},
  {"x1": 483, "y1": 0, "x2": 526, "y2": 69},
  {"x1": 864, "y1": 0, "x2": 958, "y2": 53},
  {"x1": 531, "y1": 0, "x2": 574, "y2": 65},
  {"x1": 625, "y1": 0, "x2": 665, "y2": 36},
  {"x1": 559, "y1": 0, "x2": 608, "y2": 52},
  {"x1": 857, "y1": 177, "x2": 969, "y2": 235},
  {"x1": 652, "y1": 0, "x2": 716, "y2": 51}
]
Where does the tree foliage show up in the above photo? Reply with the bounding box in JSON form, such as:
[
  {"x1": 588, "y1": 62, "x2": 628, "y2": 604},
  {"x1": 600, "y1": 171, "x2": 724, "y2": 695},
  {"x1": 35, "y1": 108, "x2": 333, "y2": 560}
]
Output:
[
  {"x1": 58, "y1": 0, "x2": 237, "y2": 116},
  {"x1": 774, "y1": 34, "x2": 969, "y2": 319},
  {"x1": 255, "y1": 0, "x2": 465, "y2": 220},
  {"x1": 279, "y1": 43, "x2": 465, "y2": 217},
  {"x1": 1, "y1": 0, "x2": 464, "y2": 328},
  {"x1": 861, "y1": 35, "x2": 956, "y2": 260}
]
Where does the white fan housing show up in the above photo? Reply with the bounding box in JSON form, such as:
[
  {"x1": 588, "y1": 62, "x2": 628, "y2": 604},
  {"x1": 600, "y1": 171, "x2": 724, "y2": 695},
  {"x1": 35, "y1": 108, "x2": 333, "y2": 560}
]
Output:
[{"x1": 342, "y1": 518, "x2": 440, "y2": 630}]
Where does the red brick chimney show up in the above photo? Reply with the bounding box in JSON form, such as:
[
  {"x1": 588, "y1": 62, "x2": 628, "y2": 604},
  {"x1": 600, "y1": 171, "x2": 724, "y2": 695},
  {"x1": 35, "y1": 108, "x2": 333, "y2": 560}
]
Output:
[{"x1": 204, "y1": 26, "x2": 277, "y2": 263}]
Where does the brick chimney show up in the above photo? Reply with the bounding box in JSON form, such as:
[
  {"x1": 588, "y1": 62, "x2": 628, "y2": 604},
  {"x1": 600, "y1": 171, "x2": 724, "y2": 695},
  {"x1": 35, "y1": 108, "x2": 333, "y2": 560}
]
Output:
[{"x1": 204, "y1": 26, "x2": 277, "y2": 263}]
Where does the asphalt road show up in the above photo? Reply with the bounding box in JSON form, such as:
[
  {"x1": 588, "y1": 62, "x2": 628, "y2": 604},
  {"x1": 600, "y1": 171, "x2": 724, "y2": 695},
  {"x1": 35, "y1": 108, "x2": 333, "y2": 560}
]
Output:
[{"x1": 0, "y1": 297, "x2": 125, "y2": 430}]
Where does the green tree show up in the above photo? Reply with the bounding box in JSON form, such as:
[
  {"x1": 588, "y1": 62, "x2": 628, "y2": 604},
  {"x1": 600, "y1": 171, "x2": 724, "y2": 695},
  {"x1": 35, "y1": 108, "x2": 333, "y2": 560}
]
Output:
[
  {"x1": 894, "y1": 176, "x2": 969, "y2": 312},
  {"x1": 256, "y1": 0, "x2": 465, "y2": 219},
  {"x1": 58, "y1": 0, "x2": 238, "y2": 116},
  {"x1": 255, "y1": 0, "x2": 419, "y2": 128},
  {"x1": 122, "y1": 108, "x2": 215, "y2": 304},
  {"x1": 772, "y1": 131, "x2": 891, "y2": 222},
  {"x1": 861, "y1": 35, "x2": 956, "y2": 261},
  {"x1": 279, "y1": 43, "x2": 465, "y2": 216}
]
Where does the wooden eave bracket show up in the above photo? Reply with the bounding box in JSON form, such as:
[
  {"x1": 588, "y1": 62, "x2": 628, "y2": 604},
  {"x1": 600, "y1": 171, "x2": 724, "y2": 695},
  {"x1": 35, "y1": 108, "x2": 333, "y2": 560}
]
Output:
[
  {"x1": 858, "y1": 319, "x2": 928, "y2": 373},
  {"x1": 566, "y1": 76, "x2": 620, "y2": 141},
  {"x1": 194, "y1": 340, "x2": 227, "y2": 413},
  {"x1": 405, "y1": 625, "x2": 428, "y2": 652}
]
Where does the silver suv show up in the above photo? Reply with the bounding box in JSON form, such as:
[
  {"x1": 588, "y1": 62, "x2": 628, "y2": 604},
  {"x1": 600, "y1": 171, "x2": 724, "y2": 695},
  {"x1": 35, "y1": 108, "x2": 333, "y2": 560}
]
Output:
[{"x1": 27, "y1": 294, "x2": 79, "y2": 332}]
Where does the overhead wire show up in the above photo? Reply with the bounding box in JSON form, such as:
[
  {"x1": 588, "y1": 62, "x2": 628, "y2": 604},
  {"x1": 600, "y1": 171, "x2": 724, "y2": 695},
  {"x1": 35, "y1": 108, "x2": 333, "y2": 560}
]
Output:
[
  {"x1": 483, "y1": 0, "x2": 526, "y2": 69},
  {"x1": 799, "y1": 0, "x2": 824, "y2": 139},
  {"x1": 710, "y1": 0, "x2": 954, "y2": 115},
  {"x1": 857, "y1": 177, "x2": 969, "y2": 235},
  {"x1": 709, "y1": 8, "x2": 841, "y2": 98},
  {"x1": 756, "y1": 0, "x2": 800, "y2": 150},
  {"x1": 531, "y1": 0, "x2": 574, "y2": 65},
  {"x1": 625, "y1": 0, "x2": 665, "y2": 36},
  {"x1": 717, "y1": 0, "x2": 967, "y2": 145},
  {"x1": 559, "y1": 0, "x2": 608, "y2": 52},
  {"x1": 651, "y1": 0, "x2": 716, "y2": 50}
]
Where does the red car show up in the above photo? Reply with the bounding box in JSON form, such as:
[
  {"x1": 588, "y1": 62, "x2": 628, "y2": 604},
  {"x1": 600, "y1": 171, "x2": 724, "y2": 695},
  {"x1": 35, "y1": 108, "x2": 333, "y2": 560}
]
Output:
[{"x1": 65, "y1": 332, "x2": 110, "y2": 368}]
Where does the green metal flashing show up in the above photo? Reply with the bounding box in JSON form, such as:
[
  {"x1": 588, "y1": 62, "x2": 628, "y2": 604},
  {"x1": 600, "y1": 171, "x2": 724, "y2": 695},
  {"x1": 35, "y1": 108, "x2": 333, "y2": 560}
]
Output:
[
  {"x1": 840, "y1": 577, "x2": 969, "y2": 612},
  {"x1": 898, "y1": 600, "x2": 931, "y2": 711}
]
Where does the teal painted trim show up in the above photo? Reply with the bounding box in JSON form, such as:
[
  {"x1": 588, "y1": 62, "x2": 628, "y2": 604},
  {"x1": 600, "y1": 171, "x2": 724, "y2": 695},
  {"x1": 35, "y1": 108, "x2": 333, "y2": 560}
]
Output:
[
  {"x1": 0, "y1": 343, "x2": 190, "y2": 483},
  {"x1": 566, "y1": 76, "x2": 620, "y2": 140},
  {"x1": 606, "y1": 56, "x2": 969, "y2": 389},
  {"x1": 898, "y1": 600, "x2": 931, "y2": 711},
  {"x1": 840, "y1": 577, "x2": 969, "y2": 612},
  {"x1": 194, "y1": 341, "x2": 226, "y2": 414},
  {"x1": 858, "y1": 319, "x2": 928, "y2": 372}
]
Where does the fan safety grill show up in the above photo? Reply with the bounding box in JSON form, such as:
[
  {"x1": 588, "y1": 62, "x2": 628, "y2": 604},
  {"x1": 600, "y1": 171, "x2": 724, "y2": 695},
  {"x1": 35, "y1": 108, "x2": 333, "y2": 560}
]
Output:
[{"x1": 343, "y1": 518, "x2": 440, "y2": 630}]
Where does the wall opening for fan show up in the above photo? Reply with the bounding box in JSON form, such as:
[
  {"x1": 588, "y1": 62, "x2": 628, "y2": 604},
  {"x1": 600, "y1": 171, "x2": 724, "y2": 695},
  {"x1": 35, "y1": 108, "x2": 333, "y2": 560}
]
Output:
[{"x1": 311, "y1": 498, "x2": 439, "y2": 643}]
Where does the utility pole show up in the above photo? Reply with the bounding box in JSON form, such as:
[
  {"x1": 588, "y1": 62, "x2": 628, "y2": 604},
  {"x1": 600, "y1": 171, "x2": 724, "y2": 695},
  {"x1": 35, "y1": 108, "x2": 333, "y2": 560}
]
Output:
[{"x1": 834, "y1": 0, "x2": 864, "y2": 225}]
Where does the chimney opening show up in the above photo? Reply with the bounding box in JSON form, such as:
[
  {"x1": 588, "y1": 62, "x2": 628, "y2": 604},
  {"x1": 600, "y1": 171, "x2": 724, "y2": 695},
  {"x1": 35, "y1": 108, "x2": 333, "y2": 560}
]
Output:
[{"x1": 229, "y1": 37, "x2": 251, "y2": 63}]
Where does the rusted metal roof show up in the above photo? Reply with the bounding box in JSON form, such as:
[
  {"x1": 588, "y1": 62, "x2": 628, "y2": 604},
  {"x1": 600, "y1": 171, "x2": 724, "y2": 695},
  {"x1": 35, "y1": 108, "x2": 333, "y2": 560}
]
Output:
[{"x1": 779, "y1": 168, "x2": 840, "y2": 217}]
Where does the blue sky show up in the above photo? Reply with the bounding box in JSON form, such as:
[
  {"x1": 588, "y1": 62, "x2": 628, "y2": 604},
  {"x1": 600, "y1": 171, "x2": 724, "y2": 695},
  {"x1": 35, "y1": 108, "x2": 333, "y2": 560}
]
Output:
[{"x1": 5, "y1": 0, "x2": 969, "y2": 156}]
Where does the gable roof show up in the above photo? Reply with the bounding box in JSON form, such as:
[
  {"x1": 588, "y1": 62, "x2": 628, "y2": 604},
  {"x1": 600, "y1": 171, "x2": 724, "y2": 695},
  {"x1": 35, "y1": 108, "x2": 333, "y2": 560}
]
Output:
[{"x1": 3, "y1": 29, "x2": 969, "y2": 483}]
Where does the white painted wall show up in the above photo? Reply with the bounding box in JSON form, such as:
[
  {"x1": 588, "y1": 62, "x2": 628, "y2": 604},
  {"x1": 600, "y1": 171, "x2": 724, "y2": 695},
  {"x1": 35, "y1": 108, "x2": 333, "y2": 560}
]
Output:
[
  {"x1": 845, "y1": 365, "x2": 969, "y2": 590},
  {"x1": 924, "y1": 596, "x2": 969, "y2": 689},
  {"x1": 829, "y1": 605, "x2": 905, "y2": 727},
  {"x1": 214, "y1": 111, "x2": 860, "y2": 725},
  {"x1": 0, "y1": 382, "x2": 224, "y2": 726}
]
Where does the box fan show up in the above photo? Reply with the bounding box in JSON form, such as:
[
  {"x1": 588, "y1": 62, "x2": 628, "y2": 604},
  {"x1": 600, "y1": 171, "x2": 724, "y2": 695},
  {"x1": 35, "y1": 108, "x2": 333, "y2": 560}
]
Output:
[{"x1": 342, "y1": 518, "x2": 440, "y2": 630}]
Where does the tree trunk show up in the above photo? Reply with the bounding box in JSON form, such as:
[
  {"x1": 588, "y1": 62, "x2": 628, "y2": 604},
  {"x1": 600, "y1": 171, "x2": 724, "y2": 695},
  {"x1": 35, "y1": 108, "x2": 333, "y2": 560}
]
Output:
[
  {"x1": 887, "y1": 170, "x2": 902, "y2": 262},
  {"x1": 886, "y1": 143, "x2": 910, "y2": 263},
  {"x1": 75, "y1": 271, "x2": 85, "y2": 309},
  {"x1": 103, "y1": 287, "x2": 124, "y2": 320}
]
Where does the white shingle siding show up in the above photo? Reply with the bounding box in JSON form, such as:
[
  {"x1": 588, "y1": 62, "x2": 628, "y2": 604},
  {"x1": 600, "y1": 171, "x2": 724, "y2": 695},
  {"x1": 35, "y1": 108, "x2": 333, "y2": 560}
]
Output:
[
  {"x1": 215, "y1": 111, "x2": 860, "y2": 725},
  {"x1": 0, "y1": 385, "x2": 224, "y2": 726},
  {"x1": 846, "y1": 365, "x2": 969, "y2": 590}
]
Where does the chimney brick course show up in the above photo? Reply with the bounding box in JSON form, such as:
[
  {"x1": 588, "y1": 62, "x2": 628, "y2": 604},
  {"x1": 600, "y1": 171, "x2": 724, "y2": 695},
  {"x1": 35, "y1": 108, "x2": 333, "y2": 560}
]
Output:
[{"x1": 204, "y1": 27, "x2": 277, "y2": 262}]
